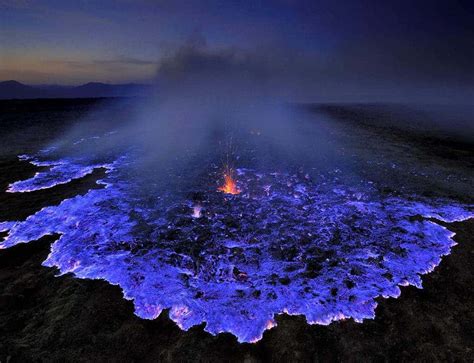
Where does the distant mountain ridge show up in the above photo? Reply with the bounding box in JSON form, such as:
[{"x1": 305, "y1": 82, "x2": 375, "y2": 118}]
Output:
[{"x1": 0, "y1": 80, "x2": 152, "y2": 99}]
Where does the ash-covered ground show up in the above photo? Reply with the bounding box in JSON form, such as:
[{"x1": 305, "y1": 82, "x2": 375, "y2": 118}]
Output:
[{"x1": 0, "y1": 99, "x2": 473, "y2": 361}]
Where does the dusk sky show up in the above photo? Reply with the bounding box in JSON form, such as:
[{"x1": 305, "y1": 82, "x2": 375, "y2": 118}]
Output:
[{"x1": 1, "y1": 0, "x2": 473, "y2": 101}]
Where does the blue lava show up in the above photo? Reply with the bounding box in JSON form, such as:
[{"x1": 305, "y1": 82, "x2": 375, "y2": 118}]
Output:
[
  {"x1": 0, "y1": 151, "x2": 472, "y2": 343},
  {"x1": 7, "y1": 155, "x2": 112, "y2": 193}
]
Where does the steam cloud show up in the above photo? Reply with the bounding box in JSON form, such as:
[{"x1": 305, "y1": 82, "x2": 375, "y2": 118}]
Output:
[{"x1": 52, "y1": 39, "x2": 342, "y2": 189}]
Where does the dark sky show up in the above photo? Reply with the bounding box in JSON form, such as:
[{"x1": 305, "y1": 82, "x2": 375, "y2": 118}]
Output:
[{"x1": 1, "y1": 0, "x2": 473, "y2": 102}]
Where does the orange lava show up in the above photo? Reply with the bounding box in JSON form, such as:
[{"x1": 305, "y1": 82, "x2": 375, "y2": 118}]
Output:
[{"x1": 218, "y1": 173, "x2": 240, "y2": 195}]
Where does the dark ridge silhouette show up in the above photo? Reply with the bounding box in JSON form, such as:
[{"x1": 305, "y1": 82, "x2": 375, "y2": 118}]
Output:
[
  {"x1": 0, "y1": 80, "x2": 152, "y2": 99},
  {"x1": 0, "y1": 80, "x2": 52, "y2": 99}
]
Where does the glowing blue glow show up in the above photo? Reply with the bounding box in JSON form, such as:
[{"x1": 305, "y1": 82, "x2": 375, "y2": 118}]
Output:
[
  {"x1": 7, "y1": 156, "x2": 112, "y2": 193},
  {"x1": 0, "y1": 152, "x2": 472, "y2": 343}
]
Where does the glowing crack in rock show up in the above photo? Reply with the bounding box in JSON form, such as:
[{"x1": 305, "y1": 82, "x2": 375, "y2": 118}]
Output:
[{"x1": 0, "y1": 153, "x2": 472, "y2": 343}]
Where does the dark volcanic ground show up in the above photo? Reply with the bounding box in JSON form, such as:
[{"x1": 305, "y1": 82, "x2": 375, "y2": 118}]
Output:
[{"x1": 0, "y1": 99, "x2": 473, "y2": 362}]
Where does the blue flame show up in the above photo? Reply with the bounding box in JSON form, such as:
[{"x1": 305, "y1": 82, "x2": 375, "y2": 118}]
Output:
[{"x1": 0, "y1": 148, "x2": 472, "y2": 343}]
